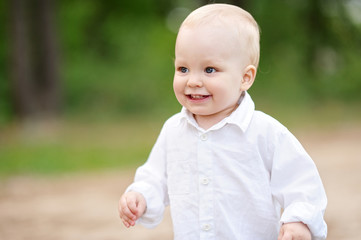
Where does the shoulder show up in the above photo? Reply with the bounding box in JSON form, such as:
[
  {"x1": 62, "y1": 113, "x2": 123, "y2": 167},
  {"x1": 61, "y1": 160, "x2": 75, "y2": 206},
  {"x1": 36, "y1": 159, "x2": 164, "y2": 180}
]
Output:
[
  {"x1": 251, "y1": 110, "x2": 288, "y2": 134},
  {"x1": 249, "y1": 110, "x2": 300, "y2": 150},
  {"x1": 163, "y1": 112, "x2": 183, "y2": 127},
  {"x1": 157, "y1": 111, "x2": 185, "y2": 135},
  {"x1": 251, "y1": 110, "x2": 304, "y2": 152}
]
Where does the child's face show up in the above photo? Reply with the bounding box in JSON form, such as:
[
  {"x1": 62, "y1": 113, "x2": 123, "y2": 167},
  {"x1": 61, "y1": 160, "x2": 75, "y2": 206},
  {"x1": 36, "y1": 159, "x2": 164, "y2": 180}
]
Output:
[{"x1": 173, "y1": 24, "x2": 253, "y2": 123}]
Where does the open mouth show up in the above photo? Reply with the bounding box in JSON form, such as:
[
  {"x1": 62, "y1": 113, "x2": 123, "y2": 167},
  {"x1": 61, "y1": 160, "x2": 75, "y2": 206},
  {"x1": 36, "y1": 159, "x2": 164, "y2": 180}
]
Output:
[{"x1": 186, "y1": 94, "x2": 211, "y2": 100}]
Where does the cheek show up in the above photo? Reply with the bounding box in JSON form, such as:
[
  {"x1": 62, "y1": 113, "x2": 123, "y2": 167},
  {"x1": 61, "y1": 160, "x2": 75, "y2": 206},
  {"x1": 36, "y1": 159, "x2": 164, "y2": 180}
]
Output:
[
  {"x1": 207, "y1": 80, "x2": 230, "y2": 96},
  {"x1": 173, "y1": 77, "x2": 184, "y2": 97},
  {"x1": 210, "y1": 80, "x2": 241, "y2": 102}
]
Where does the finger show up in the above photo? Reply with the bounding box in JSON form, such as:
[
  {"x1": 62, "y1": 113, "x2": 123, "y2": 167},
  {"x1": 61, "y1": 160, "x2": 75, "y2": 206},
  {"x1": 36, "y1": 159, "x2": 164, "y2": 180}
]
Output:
[
  {"x1": 127, "y1": 193, "x2": 146, "y2": 218},
  {"x1": 121, "y1": 212, "x2": 134, "y2": 226},
  {"x1": 119, "y1": 197, "x2": 137, "y2": 221},
  {"x1": 127, "y1": 196, "x2": 139, "y2": 216},
  {"x1": 118, "y1": 197, "x2": 125, "y2": 217},
  {"x1": 122, "y1": 218, "x2": 131, "y2": 228},
  {"x1": 120, "y1": 208, "x2": 135, "y2": 227},
  {"x1": 135, "y1": 197, "x2": 146, "y2": 218}
]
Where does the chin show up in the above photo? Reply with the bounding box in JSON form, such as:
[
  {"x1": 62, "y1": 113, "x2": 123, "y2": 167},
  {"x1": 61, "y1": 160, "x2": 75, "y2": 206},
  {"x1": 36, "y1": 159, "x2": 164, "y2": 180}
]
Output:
[{"x1": 189, "y1": 110, "x2": 212, "y2": 116}]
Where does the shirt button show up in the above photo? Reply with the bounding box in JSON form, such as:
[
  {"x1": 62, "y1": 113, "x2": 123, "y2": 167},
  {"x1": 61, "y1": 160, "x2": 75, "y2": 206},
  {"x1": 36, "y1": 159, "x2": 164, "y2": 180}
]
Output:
[
  {"x1": 201, "y1": 177, "x2": 209, "y2": 185},
  {"x1": 202, "y1": 224, "x2": 211, "y2": 231},
  {"x1": 200, "y1": 133, "x2": 208, "y2": 141}
]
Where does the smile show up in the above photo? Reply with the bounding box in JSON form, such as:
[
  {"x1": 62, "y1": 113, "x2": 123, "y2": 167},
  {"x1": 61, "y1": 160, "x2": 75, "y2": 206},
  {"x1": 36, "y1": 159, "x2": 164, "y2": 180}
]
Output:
[{"x1": 186, "y1": 94, "x2": 211, "y2": 100}]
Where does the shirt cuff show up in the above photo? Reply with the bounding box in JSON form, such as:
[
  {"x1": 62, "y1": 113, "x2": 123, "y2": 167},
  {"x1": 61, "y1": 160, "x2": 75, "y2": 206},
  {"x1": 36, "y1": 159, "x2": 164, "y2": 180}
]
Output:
[{"x1": 280, "y1": 202, "x2": 327, "y2": 240}]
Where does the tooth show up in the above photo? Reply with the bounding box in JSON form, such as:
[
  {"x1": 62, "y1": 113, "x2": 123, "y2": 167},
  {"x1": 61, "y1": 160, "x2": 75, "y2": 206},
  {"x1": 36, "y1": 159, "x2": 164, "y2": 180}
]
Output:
[{"x1": 192, "y1": 95, "x2": 203, "y2": 99}]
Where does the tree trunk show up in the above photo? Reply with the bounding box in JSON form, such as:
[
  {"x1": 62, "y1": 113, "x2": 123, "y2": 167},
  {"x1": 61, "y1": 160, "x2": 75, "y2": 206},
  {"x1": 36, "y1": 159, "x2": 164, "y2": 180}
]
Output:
[{"x1": 9, "y1": 0, "x2": 61, "y2": 120}]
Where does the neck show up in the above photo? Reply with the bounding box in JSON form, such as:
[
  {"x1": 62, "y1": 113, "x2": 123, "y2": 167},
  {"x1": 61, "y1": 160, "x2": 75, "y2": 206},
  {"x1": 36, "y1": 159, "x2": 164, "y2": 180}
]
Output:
[
  {"x1": 194, "y1": 115, "x2": 220, "y2": 130},
  {"x1": 194, "y1": 104, "x2": 238, "y2": 130}
]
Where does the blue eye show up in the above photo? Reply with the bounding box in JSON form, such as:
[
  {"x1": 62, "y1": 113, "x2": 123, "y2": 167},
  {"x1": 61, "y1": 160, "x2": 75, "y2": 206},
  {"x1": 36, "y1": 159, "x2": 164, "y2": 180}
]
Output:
[
  {"x1": 179, "y1": 67, "x2": 188, "y2": 73},
  {"x1": 205, "y1": 67, "x2": 216, "y2": 74}
]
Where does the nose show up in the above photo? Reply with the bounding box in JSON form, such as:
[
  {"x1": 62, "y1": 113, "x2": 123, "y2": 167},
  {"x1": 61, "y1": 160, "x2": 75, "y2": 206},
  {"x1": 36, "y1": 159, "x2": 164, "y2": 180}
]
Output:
[{"x1": 187, "y1": 74, "x2": 203, "y2": 88}]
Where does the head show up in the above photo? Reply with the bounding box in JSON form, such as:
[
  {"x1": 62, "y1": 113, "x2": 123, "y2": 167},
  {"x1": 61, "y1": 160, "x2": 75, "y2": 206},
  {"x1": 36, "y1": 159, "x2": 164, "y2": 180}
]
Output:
[{"x1": 173, "y1": 4, "x2": 260, "y2": 126}]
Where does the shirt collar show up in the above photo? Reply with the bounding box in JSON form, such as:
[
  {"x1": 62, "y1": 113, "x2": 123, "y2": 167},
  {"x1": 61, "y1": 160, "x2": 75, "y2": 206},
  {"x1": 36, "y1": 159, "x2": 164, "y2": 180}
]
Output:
[
  {"x1": 226, "y1": 91, "x2": 255, "y2": 132},
  {"x1": 177, "y1": 91, "x2": 255, "y2": 132}
]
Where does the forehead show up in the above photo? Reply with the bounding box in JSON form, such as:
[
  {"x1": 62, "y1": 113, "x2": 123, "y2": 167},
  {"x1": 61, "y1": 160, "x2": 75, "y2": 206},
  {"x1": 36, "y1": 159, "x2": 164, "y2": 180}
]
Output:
[
  {"x1": 178, "y1": 5, "x2": 260, "y2": 67},
  {"x1": 175, "y1": 24, "x2": 244, "y2": 58},
  {"x1": 179, "y1": 17, "x2": 243, "y2": 39}
]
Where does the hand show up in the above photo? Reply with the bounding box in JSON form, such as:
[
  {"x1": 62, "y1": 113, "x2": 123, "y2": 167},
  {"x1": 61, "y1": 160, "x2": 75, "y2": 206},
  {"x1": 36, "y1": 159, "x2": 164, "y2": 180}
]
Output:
[
  {"x1": 118, "y1": 191, "x2": 147, "y2": 228},
  {"x1": 278, "y1": 222, "x2": 312, "y2": 240}
]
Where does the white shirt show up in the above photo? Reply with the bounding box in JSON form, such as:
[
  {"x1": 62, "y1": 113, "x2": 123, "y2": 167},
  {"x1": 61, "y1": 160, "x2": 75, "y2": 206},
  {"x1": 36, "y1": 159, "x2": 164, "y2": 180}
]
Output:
[{"x1": 127, "y1": 92, "x2": 327, "y2": 240}]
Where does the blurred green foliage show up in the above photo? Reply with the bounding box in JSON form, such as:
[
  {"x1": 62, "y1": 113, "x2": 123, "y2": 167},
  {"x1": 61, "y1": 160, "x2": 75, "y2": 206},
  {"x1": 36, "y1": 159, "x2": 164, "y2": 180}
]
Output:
[
  {"x1": 1, "y1": 0, "x2": 361, "y2": 123},
  {"x1": 58, "y1": 0, "x2": 178, "y2": 119}
]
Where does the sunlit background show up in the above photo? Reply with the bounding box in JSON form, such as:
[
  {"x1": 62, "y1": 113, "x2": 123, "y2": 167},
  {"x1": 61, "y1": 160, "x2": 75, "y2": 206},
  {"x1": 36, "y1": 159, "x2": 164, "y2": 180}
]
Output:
[{"x1": 0, "y1": 0, "x2": 360, "y2": 239}]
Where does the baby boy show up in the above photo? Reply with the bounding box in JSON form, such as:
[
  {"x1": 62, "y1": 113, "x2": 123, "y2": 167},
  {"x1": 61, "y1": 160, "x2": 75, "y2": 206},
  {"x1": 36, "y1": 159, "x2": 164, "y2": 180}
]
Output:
[{"x1": 119, "y1": 4, "x2": 327, "y2": 240}]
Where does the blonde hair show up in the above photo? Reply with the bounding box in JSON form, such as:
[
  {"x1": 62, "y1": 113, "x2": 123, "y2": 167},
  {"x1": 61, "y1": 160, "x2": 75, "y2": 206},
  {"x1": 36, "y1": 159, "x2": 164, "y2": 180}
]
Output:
[{"x1": 179, "y1": 4, "x2": 260, "y2": 68}]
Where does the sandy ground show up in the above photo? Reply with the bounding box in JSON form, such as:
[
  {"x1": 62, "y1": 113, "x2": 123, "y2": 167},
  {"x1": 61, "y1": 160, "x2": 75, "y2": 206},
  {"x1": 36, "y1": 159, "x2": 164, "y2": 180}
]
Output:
[{"x1": 0, "y1": 124, "x2": 360, "y2": 240}]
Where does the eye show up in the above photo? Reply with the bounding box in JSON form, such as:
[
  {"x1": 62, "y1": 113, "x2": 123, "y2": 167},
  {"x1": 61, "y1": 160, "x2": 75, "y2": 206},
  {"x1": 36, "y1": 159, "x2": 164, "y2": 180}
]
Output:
[
  {"x1": 205, "y1": 67, "x2": 216, "y2": 74},
  {"x1": 178, "y1": 67, "x2": 189, "y2": 73}
]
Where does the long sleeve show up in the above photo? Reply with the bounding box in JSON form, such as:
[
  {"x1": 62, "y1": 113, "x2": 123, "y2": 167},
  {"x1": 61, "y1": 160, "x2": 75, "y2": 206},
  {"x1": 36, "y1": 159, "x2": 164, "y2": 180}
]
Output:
[
  {"x1": 270, "y1": 128, "x2": 327, "y2": 240},
  {"x1": 126, "y1": 123, "x2": 169, "y2": 228}
]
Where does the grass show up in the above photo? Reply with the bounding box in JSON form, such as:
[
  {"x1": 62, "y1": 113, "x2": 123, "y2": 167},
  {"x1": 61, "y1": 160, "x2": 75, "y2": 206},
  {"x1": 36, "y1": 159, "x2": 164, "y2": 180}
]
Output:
[{"x1": 0, "y1": 117, "x2": 163, "y2": 177}]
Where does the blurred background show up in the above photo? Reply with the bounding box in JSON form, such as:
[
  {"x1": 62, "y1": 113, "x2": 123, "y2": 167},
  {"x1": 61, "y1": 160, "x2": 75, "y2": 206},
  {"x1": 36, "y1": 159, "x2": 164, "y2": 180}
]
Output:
[{"x1": 0, "y1": 0, "x2": 360, "y2": 239}]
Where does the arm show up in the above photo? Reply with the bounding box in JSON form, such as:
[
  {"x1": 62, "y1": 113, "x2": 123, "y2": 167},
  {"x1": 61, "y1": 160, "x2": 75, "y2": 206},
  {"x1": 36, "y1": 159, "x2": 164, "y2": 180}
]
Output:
[
  {"x1": 119, "y1": 122, "x2": 169, "y2": 228},
  {"x1": 270, "y1": 129, "x2": 327, "y2": 240}
]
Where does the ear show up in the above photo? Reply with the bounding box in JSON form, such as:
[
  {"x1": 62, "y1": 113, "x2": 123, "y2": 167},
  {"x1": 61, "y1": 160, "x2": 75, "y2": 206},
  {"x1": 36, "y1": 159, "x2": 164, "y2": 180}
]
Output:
[{"x1": 240, "y1": 65, "x2": 256, "y2": 91}]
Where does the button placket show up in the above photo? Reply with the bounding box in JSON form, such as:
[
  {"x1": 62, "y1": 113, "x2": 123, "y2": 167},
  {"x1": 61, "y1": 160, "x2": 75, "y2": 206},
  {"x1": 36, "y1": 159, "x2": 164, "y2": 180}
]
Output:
[{"x1": 198, "y1": 130, "x2": 214, "y2": 238}]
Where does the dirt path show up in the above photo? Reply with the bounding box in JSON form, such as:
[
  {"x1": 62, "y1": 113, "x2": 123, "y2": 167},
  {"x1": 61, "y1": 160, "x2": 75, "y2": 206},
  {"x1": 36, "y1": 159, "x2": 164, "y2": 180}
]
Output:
[{"x1": 0, "y1": 125, "x2": 360, "y2": 240}]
